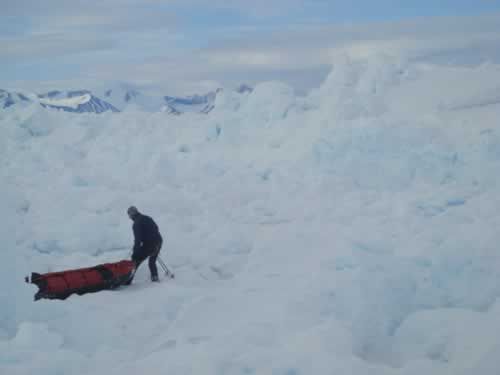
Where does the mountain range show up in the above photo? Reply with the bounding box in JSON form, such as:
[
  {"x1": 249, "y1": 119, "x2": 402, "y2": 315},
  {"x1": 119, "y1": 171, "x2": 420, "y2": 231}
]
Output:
[{"x1": 0, "y1": 85, "x2": 253, "y2": 114}]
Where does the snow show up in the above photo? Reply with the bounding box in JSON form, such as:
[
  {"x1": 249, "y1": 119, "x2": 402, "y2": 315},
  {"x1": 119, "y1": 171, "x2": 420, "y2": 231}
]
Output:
[
  {"x1": 2, "y1": 54, "x2": 500, "y2": 375},
  {"x1": 38, "y1": 93, "x2": 92, "y2": 109}
]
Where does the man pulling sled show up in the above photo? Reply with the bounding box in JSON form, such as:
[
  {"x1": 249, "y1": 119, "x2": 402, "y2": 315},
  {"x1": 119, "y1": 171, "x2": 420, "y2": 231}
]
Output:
[{"x1": 26, "y1": 206, "x2": 174, "y2": 301}]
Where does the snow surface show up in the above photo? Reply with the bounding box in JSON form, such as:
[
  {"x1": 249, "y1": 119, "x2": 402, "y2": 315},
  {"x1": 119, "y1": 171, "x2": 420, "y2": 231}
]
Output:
[{"x1": 2, "y1": 55, "x2": 500, "y2": 375}]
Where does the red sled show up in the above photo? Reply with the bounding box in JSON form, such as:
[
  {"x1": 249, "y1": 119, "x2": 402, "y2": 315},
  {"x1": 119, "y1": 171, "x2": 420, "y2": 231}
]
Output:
[{"x1": 26, "y1": 260, "x2": 135, "y2": 301}]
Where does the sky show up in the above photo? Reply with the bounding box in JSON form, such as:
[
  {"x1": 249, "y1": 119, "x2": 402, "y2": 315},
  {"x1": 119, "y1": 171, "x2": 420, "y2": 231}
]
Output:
[{"x1": 2, "y1": 0, "x2": 500, "y2": 95}]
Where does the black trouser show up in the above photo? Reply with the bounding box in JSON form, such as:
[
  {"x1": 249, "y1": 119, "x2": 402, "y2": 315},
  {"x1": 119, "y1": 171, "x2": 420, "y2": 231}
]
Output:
[{"x1": 132, "y1": 238, "x2": 162, "y2": 278}]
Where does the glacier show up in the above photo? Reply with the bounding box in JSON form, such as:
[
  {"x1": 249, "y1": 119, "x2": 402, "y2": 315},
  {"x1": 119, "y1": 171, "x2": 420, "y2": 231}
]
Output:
[{"x1": 1, "y1": 56, "x2": 500, "y2": 375}]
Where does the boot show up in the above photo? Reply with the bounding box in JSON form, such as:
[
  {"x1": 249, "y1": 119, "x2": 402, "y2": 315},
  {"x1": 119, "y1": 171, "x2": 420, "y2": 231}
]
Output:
[{"x1": 151, "y1": 274, "x2": 159, "y2": 282}]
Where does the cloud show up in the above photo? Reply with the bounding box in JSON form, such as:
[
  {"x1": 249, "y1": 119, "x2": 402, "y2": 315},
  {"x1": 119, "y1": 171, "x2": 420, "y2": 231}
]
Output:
[
  {"x1": 0, "y1": 33, "x2": 115, "y2": 60},
  {"x1": 2, "y1": 1, "x2": 176, "y2": 40},
  {"x1": 2, "y1": 6, "x2": 500, "y2": 94},
  {"x1": 200, "y1": 13, "x2": 500, "y2": 67},
  {"x1": 144, "y1": 13, "x2": 500, "y2": 92},
  {"x1": 175, "y1": 0, "x2": 308, "y2": 17},
  {"x1": 0, "y1": 0, "x2": 180, "y2": 62}
]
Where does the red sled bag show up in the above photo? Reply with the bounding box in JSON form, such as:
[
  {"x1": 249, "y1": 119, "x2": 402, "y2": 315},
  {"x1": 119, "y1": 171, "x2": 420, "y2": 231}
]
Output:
[{"x1": 27, "y1": 260, "x2": 135, "y2": 301}]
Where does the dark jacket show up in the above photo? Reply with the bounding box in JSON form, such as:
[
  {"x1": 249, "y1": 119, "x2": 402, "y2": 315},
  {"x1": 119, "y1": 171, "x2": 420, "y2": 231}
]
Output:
[{"x1": 132, "y1": 214, "x2": 162, "y2": 253}]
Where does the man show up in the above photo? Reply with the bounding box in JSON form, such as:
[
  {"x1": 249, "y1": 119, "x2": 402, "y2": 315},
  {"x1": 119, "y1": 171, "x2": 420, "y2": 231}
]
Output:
[{"x1": 127, "y1": 206, "x2": 163, "y2": 282}]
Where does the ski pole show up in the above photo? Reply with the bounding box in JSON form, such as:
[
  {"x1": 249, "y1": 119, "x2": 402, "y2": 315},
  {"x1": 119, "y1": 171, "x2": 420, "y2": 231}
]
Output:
[{"x1": 158, "y1": 255, "x2": 175, "y2": 278}]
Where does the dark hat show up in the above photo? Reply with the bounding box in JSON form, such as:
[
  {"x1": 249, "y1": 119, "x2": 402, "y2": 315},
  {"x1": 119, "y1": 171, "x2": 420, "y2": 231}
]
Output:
[{"x1": 127, "y1": 206, "x2": 139, "y2": 217}]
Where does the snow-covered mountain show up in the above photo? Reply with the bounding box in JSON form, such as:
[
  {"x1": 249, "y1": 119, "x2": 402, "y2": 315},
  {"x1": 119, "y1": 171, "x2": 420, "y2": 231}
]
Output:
[
  {"x1": 101, "y1": 84, "x2": 253, "y2": 114},
  {"x1": 98, "y1": 86, "x2": 222, "y2": 114},
  {"x1": 98, "y1": 85, "x2": 165, "y2": 112},
  {"x1": 38, "y1": 90, "x2": 119, "y2": 114},
  {"x1": 236, "y1": 83, "x2": 254, "y2": 94},
  {"x1": 0, "y1": 89, "x2": 119, "y2": 114},
  {"x1": 162, "y1": 88, "x2": 222, "y2": 114},
  {"x1": 0, "y1": 89, "x2": 33, "y2": 109}
]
